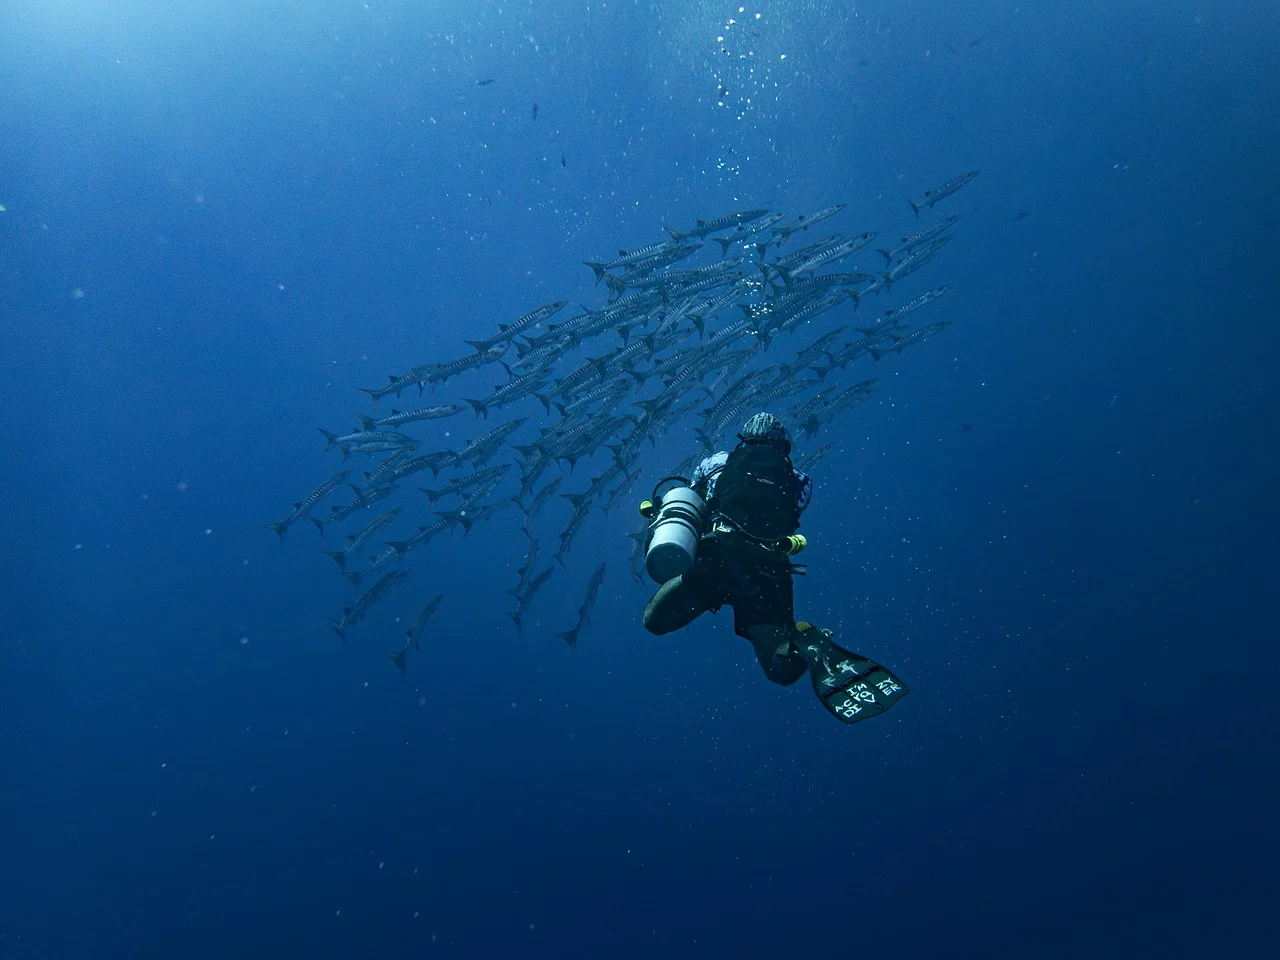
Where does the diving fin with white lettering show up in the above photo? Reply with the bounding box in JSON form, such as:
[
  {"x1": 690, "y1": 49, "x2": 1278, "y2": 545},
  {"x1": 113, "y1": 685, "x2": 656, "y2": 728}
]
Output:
[{"x1": 792, "y1": 623, "x2": 909, "y2": 724}]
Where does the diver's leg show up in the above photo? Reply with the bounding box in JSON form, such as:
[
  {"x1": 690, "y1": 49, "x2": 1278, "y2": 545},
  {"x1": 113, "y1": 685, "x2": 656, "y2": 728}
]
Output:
[
  {"x1": 745, "y1": 623, "x2": 809, "y2": 686},
  {"x1": 643, "y1": 575, "x2": 714, "y2": 635},
  {"x1": 734, "y1": 558, "x2": 807, "y2": 685}
]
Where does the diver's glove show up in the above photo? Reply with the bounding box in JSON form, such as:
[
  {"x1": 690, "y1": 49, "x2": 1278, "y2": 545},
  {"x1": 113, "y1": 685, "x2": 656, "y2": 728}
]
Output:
[{"x1": 774, "y1": 534, "x2": 807, "y2": 556}]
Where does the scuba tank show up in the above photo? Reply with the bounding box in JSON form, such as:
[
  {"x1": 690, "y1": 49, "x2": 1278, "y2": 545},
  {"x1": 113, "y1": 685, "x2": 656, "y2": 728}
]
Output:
[{"x1": 639, "y1": 477, "x2": 708, "y2": 584}]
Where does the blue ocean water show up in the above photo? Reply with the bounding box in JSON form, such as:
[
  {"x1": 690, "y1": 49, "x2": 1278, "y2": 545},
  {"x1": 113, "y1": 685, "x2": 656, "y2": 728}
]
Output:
[{"x1": 2, "y1": 1, "x2": 1277, "y2": 957}]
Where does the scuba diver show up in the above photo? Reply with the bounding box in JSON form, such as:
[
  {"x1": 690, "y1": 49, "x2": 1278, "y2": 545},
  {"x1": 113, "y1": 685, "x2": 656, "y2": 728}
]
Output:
[{"x1": 640, "y1": 412, "x2": 908, "y2": 724}]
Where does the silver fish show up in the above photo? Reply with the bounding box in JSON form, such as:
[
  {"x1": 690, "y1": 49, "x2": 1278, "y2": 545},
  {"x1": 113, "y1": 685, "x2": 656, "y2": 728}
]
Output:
[
  {"x1": 507, "y1": 565, "x2": 554, "y2": 634},
  {"x1": 265, "y1": 470, "x2": 350, "y2": 543},
  {"x1": 771, "y1": 204, "x2": 847, "y2": 246},
  {"x1": 877, "y1": 215, "x2": 960, "y2": 264},
  {"x1": 404, "y1": 594, "x2": 444, "y2": 649},
  {"x1": 357, "y1": 404, "x2": 466, "y2": 430},
  {"x1": 322, "y1": 506, "x2": 404, "y2": 570},
  {"x1": 880, "y1": 285, "x2": 950, "y2": 326},
  {"x1": 386, "y1": 518, "x2": 452, "y2": 559},
  {"x1": 464, "y1": 301, "x2": 567, "y2": 352},
  {"x1": 555, "y1": 562, "x2": 606, "y2": 650},
  {"x1": 330, "y1": 569, "x2": 409, "y2": 642},
  {"x1": 869, "y1": 321, "x2": 952, "y2": 361},
  {"x1": 421, "y1": 464, "x2": 510, "y2": 505},
  {"x1": 664, "y1": 208, "x2": 772, "y2": 241},
  {"x1": 881, "y1": 235, "x2": 952, "y2": 290},
  {"x1": 909, "y1": 171, "x2": 979, "y2": 217}
]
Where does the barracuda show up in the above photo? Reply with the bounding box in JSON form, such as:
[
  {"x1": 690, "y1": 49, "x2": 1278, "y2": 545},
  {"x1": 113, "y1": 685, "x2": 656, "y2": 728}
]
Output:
[{"x1": 909, "y1": 171, "x2": 979, "y2": 217}]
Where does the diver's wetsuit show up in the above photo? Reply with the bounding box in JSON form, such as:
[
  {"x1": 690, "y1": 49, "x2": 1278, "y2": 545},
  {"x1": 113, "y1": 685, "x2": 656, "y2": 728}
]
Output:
[{"x1": 642, "y1": 442, "x2": 812, "y2": 685}]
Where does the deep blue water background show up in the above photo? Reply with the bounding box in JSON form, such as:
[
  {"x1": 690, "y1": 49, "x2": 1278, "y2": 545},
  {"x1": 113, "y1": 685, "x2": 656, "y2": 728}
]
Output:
[{"x1": 2, "y1": 1, "x2": 1278, "y2": 957}]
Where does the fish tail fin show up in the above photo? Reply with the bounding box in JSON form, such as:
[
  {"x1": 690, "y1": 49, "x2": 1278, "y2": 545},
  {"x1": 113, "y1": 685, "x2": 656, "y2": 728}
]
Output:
[
  {"x1": 387, "y1": 651, "x2": 407, "y2": 676},
  {"x1": 465, "y1": 398, "x2": 488, "y2": 419},
  {"x1": 342, "y1": 571, "x2": 363, "y2": 589},
  {"x1": 323, "y1": 550, "x2": 347, "y2": 570},
  {"x1": 507, "y1": 611, "x2": 523, "y2": 634},
  {"x1": 464, "y1": 339, "x2": 492, "y2": 353},
  {"x1": 869, "y1": 347, "x2": 884, "y2": 363},
  {"x1": 386, "y1": 540, "x2": 410, "y2": 558},
  {"x1": 909, "y1": 198, "x2": 922, "y2": 218},
  {"x1": 877, "y1": 248, "x2": 894, "y2": 265},
  {"x1": 513, "y1": 442, "x2": 542, "y2": 463},
  {"x1": 355, "y1": 413, "x2": 377, "y2": 432},
  {"x1": 310, "y1": 517, "x2": 326, "y2": 538},
  {"x1": 356, "y1": 387, "x2": 380, "y2": 409},
  {"x1": 319, "y1": 428, "x2": 339, "y2": 451},
  {"x1": 664, "y1": 227, "x2": 685, "y2": 241},
  {"x1": 533, "y1": 392, "x2": 554, "y2": 414},
  {"x1": 265, "y1": 522, "x2": 288, "y2": 544},
  {"x1": 560, "y1": 491, "x2": 592, "y2": 511},
  {"x1": 584, "y1": 262, "x2": 607, "y2": 284},
  {"x1": 714, "y1": 237, "x2": 733, "y2": 257},
  {"x1": 329, "y1": 620, "x2": 347, "y2": 644}
]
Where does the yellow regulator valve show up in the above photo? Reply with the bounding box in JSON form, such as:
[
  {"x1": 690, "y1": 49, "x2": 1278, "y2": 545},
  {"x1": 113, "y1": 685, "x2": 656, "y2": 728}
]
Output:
[{"x1": 775, "y1": 534, "x2": 808, "y2": 556}]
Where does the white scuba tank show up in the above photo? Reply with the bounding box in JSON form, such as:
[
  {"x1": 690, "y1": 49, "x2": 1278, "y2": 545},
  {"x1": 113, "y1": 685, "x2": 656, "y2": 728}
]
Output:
[{"x1": 644, "y1": 485, "x2": 708, "y2": 584}]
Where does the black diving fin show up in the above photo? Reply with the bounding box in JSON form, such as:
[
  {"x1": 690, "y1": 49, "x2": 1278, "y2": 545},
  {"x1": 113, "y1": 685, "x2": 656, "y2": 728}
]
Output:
[{"x1": 793, "y1": 623, "x2": 909, "y2": 724}]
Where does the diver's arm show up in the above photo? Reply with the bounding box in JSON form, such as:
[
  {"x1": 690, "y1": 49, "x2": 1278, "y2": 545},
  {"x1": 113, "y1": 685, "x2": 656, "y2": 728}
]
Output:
[{"x1": 691, "y1": 452, "x2": 727, "y2": 501}]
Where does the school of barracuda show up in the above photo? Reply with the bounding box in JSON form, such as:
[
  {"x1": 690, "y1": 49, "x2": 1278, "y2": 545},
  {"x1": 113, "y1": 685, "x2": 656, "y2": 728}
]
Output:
[{"x1": 267, "y1": 173, "x2": 978, "y2": 672}]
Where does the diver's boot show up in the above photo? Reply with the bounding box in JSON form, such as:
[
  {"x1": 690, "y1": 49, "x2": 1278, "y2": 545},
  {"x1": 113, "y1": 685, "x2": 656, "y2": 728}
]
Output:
[{"x1": 791, "y1": 622, "x2": 909, "y2": 724}]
